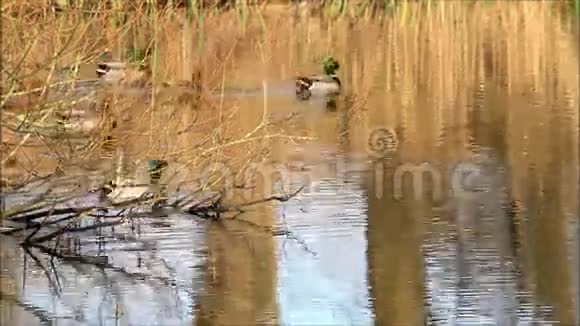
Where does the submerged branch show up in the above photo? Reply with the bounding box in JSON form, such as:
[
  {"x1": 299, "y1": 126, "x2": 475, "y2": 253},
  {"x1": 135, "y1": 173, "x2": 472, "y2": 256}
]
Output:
[
  {"x1": 26, "y1": 218, "x2": 124, "y2": 244},
  {"x1": 231, "y1": 185, "x2": 304, "y2": 209}
]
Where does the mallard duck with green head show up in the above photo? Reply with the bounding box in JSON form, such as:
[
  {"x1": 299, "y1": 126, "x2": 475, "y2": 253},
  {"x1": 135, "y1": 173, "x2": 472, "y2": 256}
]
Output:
[
  {"x1": 96, "y1": 47, "x2": 151, "y2": 84},
  {"x1": 98, "y1": 159, "x2": 169, "y2": 204},
  {"x1": 96, "y1": 62, "x2": 152, "y2": 87},
  {"x1": 296, "y1": 56, "x2": 341, "y2": 101},
  {"x1": 96, "y1": 62, "x2": 127, "y2": 82}
]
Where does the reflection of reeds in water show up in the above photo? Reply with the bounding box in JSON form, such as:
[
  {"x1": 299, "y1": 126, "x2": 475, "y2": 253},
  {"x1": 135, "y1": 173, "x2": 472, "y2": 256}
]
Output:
[{"x1": 352, "y1": 3, "x2": 579, "y2": 325}]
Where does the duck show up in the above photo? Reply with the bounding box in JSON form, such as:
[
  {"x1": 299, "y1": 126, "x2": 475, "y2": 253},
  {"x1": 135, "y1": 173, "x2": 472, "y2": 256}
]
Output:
[
  {"x1": 54, "y1": 107, "x2": 104, "y2": 133},
  {"x1": 295, "y1": 56, "x2": 342, "y2": 101},
  {"x1": 97, "y1": 157, "x2": 169, "y2": 205},
  {"x1": 96, "y1": 61, "x2": 151, "y2": 87},
  {"x1": 56, "y1": 116, "x2": 100, "y2": 133},
  {"x1": 96, "y1": 62, "x2": 127, "y2": 82},
  {"x1": 95, "y1": 47, "x2": 151, "y2": 82}
]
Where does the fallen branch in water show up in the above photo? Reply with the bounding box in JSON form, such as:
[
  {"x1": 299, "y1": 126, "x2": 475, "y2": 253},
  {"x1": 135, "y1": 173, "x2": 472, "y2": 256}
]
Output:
[
  {"x1": 4, "y1": 213, "x2": 87, "y2": 235},
  {"x1": 26, "y1": 218, "x2": 125, "y2": 244},
  {"x1": 8, "y1": 206, "x2": 92, "y2": 224},
  {"x1": 183, "y1": 185, "x2": 305, "y2": 220},
  {"x1": 25, "y1": 242, "x2": 185, "y2": 289},
  {"x1": 232, "y1": 185, "x2": 305, "y2": 208},
  {"x1": 2, "y1": 179, "x2": 306, "y2": 245}
]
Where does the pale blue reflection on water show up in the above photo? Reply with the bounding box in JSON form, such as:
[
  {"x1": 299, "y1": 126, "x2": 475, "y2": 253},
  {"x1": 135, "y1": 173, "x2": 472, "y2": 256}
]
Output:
[{"x1": 275, "y1": 176, "x2": 374, "y2": 326}]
